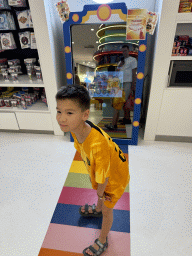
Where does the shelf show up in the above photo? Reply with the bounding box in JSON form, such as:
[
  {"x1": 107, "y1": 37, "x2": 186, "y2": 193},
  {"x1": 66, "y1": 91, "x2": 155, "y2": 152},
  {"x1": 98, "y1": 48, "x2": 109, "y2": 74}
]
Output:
[
  {"x1": 0, "y1": 100, "x2": 49, "y2": 113},
  {"x1": 0, "y1": 75, "x2": 44, "y2": 87},
  {"x1": 171, "y1": 56, "x2": 192, "y2": 60},
  {"x1": 176, "y1": 13, "x2": 192, "y2": 23}
]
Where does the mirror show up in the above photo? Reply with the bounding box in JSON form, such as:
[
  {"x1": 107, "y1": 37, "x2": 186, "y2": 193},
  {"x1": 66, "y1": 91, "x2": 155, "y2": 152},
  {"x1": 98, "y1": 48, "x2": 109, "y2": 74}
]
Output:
[
  {"x1": 71, "y1": 23, "x2": 139, "y2": 140},
  {"x1": 63, "y1": 3, "x2": 147, "y2": 145}
]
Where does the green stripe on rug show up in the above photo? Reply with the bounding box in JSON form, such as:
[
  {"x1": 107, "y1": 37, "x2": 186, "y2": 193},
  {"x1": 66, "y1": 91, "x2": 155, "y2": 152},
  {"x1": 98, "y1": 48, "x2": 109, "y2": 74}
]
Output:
[{"x1": 64, "y1": 172, "x2": 129, "y2": 192}]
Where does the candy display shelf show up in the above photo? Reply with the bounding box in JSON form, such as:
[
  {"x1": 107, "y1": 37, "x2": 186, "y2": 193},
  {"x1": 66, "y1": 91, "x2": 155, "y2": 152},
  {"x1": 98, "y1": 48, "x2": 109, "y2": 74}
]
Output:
[
  {"x1": 0, "y1": 0, "x2": 63, "y2": 135},
  {"x1": 0, "y1": 74, "x2": 44, "y2": 87},
  {"x1": 176, "y1": 13, "x2": 192, "y2": 23},
  {"x1": 171, "y1": 56, "x2": 192, "y2": 60},
  {"x1": 0, "y1": 100, "x2": 49, "y2": 113}
]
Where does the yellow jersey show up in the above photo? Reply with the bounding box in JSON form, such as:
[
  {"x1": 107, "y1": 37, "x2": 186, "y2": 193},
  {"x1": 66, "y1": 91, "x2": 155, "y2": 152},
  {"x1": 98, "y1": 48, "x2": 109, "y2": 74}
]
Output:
[{"x1": 71, "y1": 120, "x2": 130, "y2": 207}]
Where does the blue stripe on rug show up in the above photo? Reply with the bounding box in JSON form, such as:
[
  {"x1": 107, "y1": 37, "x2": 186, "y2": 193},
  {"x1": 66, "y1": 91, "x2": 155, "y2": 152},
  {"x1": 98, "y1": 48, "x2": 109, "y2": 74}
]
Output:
[{"x1": 51, "y1": 204, "x2": 130, "y2": 233}]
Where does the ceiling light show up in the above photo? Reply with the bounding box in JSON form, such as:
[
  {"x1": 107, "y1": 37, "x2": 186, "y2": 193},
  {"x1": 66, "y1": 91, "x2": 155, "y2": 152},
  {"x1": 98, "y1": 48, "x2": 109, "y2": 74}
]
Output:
[
  {"x1": 96, "y1": 41, "x2": 99, "y2": 43},
  {"x1": 91, "y1": 28, "x2": 94, "y2": 31},
  {"x1": 72, "y1": 42, "x2": 74, "y2": 44},
  {"x1": 93, "y1": 0, "x2": 114, "y2": 3}
]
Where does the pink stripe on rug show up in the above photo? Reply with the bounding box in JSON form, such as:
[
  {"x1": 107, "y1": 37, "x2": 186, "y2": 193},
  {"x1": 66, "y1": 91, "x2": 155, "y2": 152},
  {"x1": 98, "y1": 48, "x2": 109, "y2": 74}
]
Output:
[
  {"x1": 58, "y1": 187, "x2": 130, "y2": 211},
  {"x1": 42, "y1": 223, "x2": 130, "y2": 256}
]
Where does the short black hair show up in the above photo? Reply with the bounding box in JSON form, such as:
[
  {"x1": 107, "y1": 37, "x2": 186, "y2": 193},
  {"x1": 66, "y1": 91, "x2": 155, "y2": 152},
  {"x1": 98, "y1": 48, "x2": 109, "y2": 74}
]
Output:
[
  {"x1": 122, "y1": 44, "x2": 129, "y2": 50},
  {"x1": 55, "y1": 84, "x2": 90, "y2": 112}
]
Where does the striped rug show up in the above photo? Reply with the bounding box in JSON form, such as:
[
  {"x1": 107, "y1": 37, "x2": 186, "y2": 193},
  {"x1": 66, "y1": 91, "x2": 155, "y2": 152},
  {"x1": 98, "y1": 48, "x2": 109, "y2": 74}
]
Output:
[
  {"x1": 38, "y1": 147, "x2": 130, "y2": 256},
  {"x1": 98, "y1": 118, "x2": 127, "y2": 138}
]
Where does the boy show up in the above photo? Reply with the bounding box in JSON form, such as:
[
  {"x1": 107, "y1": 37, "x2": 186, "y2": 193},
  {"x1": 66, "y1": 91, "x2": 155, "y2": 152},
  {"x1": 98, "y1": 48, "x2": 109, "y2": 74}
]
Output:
[{"x1": 56, "y1": 84, "x2": 130, "y2": 256}]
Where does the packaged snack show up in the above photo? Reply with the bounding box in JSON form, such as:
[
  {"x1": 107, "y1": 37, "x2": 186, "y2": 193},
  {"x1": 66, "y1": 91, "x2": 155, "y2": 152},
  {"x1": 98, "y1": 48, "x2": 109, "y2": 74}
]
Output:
[
  {"x1": 179, "y1": 2, "x2": 191, "y2": 8},
  {"x1": 17, "y1": 10, "x2": 29, "y2": 29},
  {"x1": 19, "y1": 31, "x2": 31, "y2": 49},
  {"x1": 36, "y1": 72, "x2": 42, "y2": 80},
  {"x1": 178, "y1": 7, "x2": 191, "y2": 12},
  {"x1": 4, "y1": 97, "x2": 11, "y2": 107},
  {"x1": 11, "y1": 72, "x2": 18, "y2": 82},
  {"x1": 8, "y1": 0, "x2": 27, "y2": 7},
  {"x1": 9, "y1": 65, "x2": 21, "y2": 74},
  {"x1": 0, "y1": 58, "x2": 7, "y2": 66},
  {"x1": 0, "y1": 13, "x2": 10, "y2": 30},
  {"x1": 2, "y1": 71, "x2": 9, "y2": 80},
  {"x1": 127, "y1": 9, "x2": 148, "y2": 40},
  {"x1": 11, "y1": 99, "x2": 17, "y2": 107},
  {"x1": 1, "y1": 33, "x2": 16, "y2": 50},
  {"x1": 188, "y1": 48, "x2": 192, "y2": 55},
  {"x1": 0, "y1": 0, "x2": 10, "y2": 9},
  {"x1": 146, "y1": 11, "x2": 158, "y2": 35},
  {"x1": 8, "y1": 59, "x2": 20, "y2": 66},
  {"x1": 0, "y1": 12, "x2": 15, "y2": 30},
  {"x1": 178, "y1": 35, "x2": 189, "y2": 41},
  {"x1": 30, "y1": 32, "x2": 37, "y2": 49},
  {"x1": 24, "y1": 58, "x2": 36, "y2": 64},
  {"x1": 0, "y1": 98, "x2": 5, "y2": 107},
  {"x1": 21, "y1": 99, "x2": 27, "y2": 109}
]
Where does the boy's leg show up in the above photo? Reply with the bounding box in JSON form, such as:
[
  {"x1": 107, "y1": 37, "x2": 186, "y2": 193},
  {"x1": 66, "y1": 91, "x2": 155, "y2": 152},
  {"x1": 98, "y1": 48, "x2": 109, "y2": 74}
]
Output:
[
  {"x1": 112, "y1": 109, "x2": 119, "y2": 126},
  {"x1": 85, "y1": 201, "x2": 113, "y2": 255}
]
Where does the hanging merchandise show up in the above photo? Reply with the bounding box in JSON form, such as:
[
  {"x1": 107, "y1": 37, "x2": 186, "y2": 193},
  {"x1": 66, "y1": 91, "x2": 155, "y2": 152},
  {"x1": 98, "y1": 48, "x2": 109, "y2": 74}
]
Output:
[
  {"x1": 146, "y1": 11, "x2": 158, "y2": 35},
  {"x1": 126, "y1": 9, "x2": 147, "y2": 40},
  {"x1": 0, "y1": 33, "x2": 17, "y2": 50},
  {"x1": 0, "y1": 12, "x2": 16, "y2": 30},
  {"x1": 8, "y1": 0, "x2": 27, "y2": 7},
  {"x1": 30, "y1": 32, "x2": 37, "y2": 49},
  {"x1": 19, "y1": 31, "x2": 31, "y2": 49},
  {"x1": 126, "y1": 9, "x2": 158, "y2": 40},
  {"x1": 16, "y1": 10, "x2": 29, "y2": 29},
  {"x1": 0, "y1": 0, "x2": 11, "y2": 9},
  {"x1": 56, "y1": 1, "x2": 70, "y2": 23}
]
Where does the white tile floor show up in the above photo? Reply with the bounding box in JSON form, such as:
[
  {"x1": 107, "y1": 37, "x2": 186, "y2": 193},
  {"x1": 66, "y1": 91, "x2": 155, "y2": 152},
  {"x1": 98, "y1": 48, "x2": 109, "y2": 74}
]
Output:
[{"x1": 0, "y1": 113, "x2": 192, "y2": 256}]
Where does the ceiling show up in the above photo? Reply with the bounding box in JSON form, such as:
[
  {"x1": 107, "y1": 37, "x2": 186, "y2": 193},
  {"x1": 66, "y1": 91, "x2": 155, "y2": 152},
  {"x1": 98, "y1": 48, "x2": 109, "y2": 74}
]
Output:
[{"x1": 71, "y1": 24, "x2": 101, "y2": 68}]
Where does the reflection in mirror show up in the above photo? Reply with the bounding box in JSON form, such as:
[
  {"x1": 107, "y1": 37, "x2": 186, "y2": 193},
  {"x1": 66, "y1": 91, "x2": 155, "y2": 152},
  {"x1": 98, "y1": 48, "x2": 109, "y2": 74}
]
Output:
[{"x1": 71, "y1": 23, "x2": 139, "y2": 140}]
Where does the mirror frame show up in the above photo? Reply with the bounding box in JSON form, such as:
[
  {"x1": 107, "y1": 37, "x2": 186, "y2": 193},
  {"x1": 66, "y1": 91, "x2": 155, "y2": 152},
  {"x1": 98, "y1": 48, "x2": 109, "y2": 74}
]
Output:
[{"x1": 63, "y1": 3, "x2": 147, "y2": 145}]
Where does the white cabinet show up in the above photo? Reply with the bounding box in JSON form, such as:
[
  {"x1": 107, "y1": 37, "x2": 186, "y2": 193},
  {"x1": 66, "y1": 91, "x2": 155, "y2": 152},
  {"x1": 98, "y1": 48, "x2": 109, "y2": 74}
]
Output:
[
  {"x1": 144, "y1": 0, "x2": 192, "y2": 142},
  {"x1": 0, "y1": 112, "x2": 19, "y2": 130},
  {"x1": 0, "y1": 0, "x2": 64, "y2": 135},
  {"x1": 16, "y1": 112, "x2": 53, "y2": 131}
]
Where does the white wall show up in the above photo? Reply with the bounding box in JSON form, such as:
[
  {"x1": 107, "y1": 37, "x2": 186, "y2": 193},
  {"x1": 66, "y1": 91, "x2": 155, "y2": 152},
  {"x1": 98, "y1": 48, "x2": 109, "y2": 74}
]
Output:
[{"x1": 44, "y1": 0, "x2": 67, "y2": 89}]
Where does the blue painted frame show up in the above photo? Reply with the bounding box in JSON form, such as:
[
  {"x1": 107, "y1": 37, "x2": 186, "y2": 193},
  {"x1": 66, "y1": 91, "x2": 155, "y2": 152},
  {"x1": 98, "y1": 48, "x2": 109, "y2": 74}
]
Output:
[{"x1": 63, "y1": 3, "x2": 147, "y2": 146}]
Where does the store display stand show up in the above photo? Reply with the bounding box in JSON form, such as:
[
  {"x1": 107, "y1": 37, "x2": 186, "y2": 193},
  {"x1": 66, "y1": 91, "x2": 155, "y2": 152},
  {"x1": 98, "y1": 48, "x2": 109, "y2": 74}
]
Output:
[
  {"x1": 0, "y1": 0, "x2": 63, "y2": 136},
  {"x1": 63, "y1": 3, "x2": 148, "y2": 145}
]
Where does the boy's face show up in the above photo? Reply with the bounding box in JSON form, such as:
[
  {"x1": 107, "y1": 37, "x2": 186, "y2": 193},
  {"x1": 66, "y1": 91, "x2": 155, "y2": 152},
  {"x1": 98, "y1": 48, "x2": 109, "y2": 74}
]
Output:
[{"x1": 56, "y1": 99, "x2": 90, "y2": 133}]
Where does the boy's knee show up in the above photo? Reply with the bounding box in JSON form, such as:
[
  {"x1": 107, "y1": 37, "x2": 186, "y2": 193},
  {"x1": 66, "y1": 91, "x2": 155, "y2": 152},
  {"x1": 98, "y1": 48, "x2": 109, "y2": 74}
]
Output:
[{"x1": 102, "y1": 203, "x2": 113, "y2": 215}]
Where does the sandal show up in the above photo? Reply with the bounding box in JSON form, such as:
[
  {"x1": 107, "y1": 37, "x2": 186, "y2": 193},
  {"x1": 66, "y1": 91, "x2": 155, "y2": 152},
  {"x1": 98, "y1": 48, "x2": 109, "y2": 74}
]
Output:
[
  {"x1": 83, "y1": 237, "x2": 108, "y2": 256},
  {"x1": 79, "y1": 204, "x2": 102, "y2": 218},
  {"x1": 104, "y1": 124, "x2": 117, "y2": 130}
]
